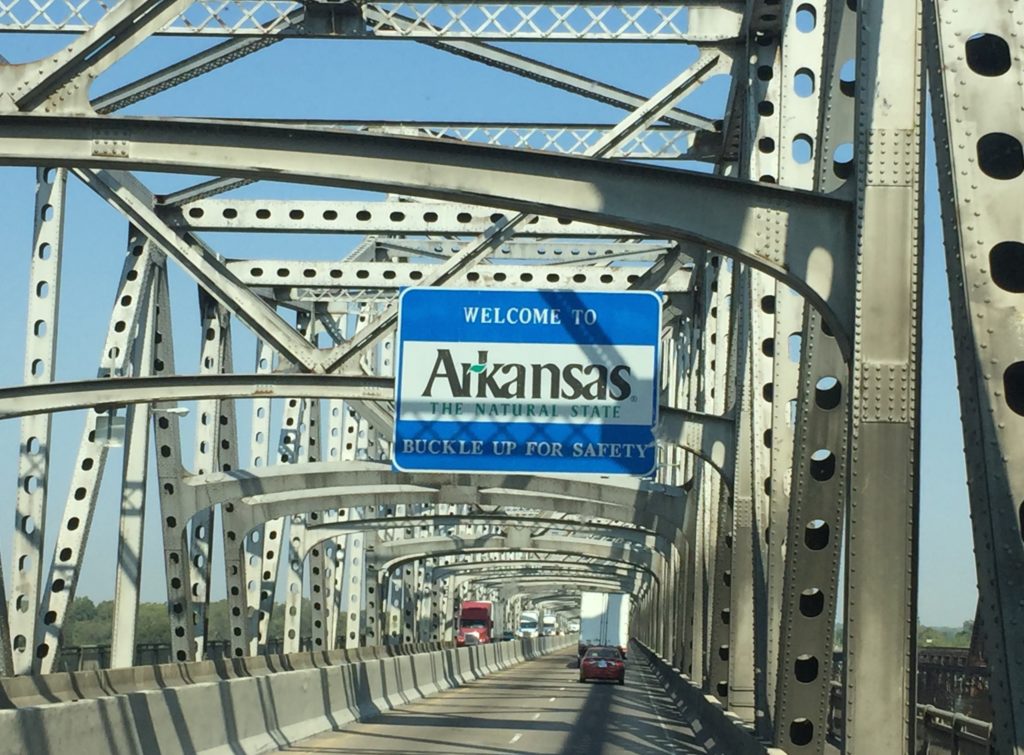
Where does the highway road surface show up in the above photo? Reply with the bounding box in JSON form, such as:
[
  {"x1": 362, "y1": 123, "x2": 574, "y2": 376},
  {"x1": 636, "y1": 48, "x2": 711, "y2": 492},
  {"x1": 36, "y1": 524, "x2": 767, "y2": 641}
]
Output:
[{"x1": 283, "y1": 649, "x2": 724, "y2": 754}]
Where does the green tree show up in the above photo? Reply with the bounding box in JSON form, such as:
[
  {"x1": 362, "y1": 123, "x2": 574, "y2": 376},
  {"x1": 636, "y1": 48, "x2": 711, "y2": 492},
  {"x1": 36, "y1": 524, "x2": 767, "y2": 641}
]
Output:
[{"x1": 135, "y1": 603, "x2": 172, "y2": 644}]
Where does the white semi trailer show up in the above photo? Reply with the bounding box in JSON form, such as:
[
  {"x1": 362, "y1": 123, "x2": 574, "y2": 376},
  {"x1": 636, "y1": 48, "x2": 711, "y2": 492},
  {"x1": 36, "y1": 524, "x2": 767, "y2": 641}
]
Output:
[
  {"x1": 578, "y1": 591, "x2": 630, "y2": 658},
  {"x1": 517, "y1": 610, "x2": 540, "y2": 639}
]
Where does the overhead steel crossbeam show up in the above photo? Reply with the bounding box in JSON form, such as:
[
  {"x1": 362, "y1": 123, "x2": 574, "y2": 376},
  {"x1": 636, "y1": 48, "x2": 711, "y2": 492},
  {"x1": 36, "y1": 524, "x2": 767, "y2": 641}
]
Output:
[
  {"x1": 68, "y1": 168, "x2": 325, "y2": 372},
  {"x1": 371, "y1": 534, "x2": 663, "y2": 573},
  {"x1": 0, "y1": 1, "x2": 743, "y2": 42},
  {"x1": 467, "y1": 575, "x2": 646, "y2": 596},
  {"x1": 366, "y1": 7, "x2": 721, "y2": 132},
  {"x1": 432, "y1": 560, "x2": 651, "y2": 592},
  {"x1": 159, "y1": 120, "x2": 710, "y2": 160},
  {"x1": 471, "y1": 574, "x2": 644, "y2": 592},
  {"x1": 305, "y1": 513, "x2": 658, "y2": 544},
  {"x1": 182, "y1": 461, "x2": 682, "y2": 511},
  {"x1": 303, "y1": 515, "x2": 672, "y2": 564},
  {"x1": 151, "y1": 3, "x2": 727, "y2": 204},
  {"x1": 0, "y1": 115, "x2": 852, "y2": 352},
  {"x1": 91, "y1": 11, "x2": 304, "y2": 113},
  {"x1": 362, "y1": 239, "x2": 677, "y2": 263},
  {"x1": 374, "y1": 544, "x2": 662, "y2": 591},
  {"x1": 0, "y1": 376, "x2": 713, "y2": 471},
  {"x1": 0, "y1": 373, "x2": 392, "y2": 419},
  {"x1": 174, "y1": 463, "x2": 685, "y2": 531},
  {"x1": 434, "y1": 559, "x2": 643, "y2": 580},
  {"x1": 317, "y1": 51, "x2": 725, "y2": 373},
  {"x1": 224, "y1": 261, "x2": 693, "y2": 291},
  {"x1": 242, "y1": 490, "x2": 684, "y2": 543},
  {"x1": 4, "y1": 0, "x2": 194, "y2": 113},
  {"x1": 161, "y1": 198, "x2": 662, "y2": 237}
]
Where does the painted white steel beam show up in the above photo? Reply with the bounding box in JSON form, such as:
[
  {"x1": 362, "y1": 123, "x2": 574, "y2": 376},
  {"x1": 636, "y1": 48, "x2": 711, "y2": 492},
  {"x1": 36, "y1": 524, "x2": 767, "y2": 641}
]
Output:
[
  {"x1": 0, "y1": 374, "x2": 392, "y2": 419},
  {"x1": 0, "y1": 114, "x2": 855, "y2": 354}
]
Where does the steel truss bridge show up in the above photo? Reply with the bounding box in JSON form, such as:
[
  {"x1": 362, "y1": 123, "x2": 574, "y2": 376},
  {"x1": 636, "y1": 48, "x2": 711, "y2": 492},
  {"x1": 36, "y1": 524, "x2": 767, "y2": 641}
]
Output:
[{"x1": 0, "y1": 0, "x2": 1020, "y2": 753}]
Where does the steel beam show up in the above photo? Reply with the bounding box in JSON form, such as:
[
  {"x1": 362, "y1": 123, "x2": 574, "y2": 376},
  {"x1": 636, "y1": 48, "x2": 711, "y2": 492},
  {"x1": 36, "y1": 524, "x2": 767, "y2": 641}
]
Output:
[
  {"x1": 318, "y1": 54, "x2": 723, "y2": 373},
  {"x1": 843, "y1": 3, "x2": 924, "y2": 752},
  {"x1": 34, "y1": 231, "x2": 158, "y2": 673},
  {"x1": 69, "y1": 168, "x2": 322, "y2": 371},
  {"x1": 926, "y1": 0, "x2": 1024, "y2": 749},
  {"x1": 109, "y1": 247, "x2": 158, "y2": 668},
  {"x1": 0, "y1": 115, "x2": 855, "y2": 347},
  {"x1": 10, "y1": 166, "x2": 65, "y2": 674},
  {"x1": 0, "y1": 1, "x2": 742, "y2": 41},
  {"x1": 0, "y1": 373, "x2": 392, "y2": 419}
]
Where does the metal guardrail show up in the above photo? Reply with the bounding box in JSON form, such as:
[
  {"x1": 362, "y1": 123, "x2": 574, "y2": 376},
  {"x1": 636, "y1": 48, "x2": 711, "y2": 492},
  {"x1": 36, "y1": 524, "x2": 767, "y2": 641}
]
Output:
[
  {"x1": 828, "y1": 683, "x2": 993, "y2": 754},
  {"x1": 917, "y1": 706, "x2": 994, "y2": 755},
  {"x1": 57, "y1": 638, "x2": 312, "y2": 672}
]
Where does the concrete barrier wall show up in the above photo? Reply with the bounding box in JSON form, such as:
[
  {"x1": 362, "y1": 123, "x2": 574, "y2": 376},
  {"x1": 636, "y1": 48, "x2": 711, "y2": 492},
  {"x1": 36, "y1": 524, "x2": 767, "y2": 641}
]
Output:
[
  {"x1": 633, "y1": 641, "x2": 786, "y2": 755},
  {"x1": 0, "y1": 637, "x2": 573, "y2": 755}
]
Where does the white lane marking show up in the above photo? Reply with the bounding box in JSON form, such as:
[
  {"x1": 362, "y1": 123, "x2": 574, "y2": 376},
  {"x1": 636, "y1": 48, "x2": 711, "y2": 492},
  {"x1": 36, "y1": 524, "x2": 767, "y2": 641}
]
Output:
[
  {"x1": 509, "y1": 734, "x2": 522, "y2": 744},
  {"x1": 548, "y1": 697, "x2": 556, "y2": 702},
  {"x1": 533, "y1": 712, "x2": 541, "y2": 720}
]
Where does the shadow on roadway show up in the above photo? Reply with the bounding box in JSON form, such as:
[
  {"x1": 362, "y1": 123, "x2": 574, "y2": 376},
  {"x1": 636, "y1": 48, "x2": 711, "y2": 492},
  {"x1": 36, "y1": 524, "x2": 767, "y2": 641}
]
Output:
[{"x1": 558, "y1": 655, "x2": 724, "y2": 755}]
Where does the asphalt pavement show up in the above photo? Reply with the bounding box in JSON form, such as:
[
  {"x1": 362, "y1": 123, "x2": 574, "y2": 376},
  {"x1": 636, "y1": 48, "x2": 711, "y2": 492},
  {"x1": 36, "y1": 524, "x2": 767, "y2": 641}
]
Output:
[{"x1": 282, "y1": 649, "x2": 725, "y2": 754}]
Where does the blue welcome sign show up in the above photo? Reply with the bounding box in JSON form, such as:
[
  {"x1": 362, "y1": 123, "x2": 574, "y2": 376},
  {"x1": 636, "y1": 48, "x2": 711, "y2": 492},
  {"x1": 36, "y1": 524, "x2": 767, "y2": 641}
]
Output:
[{"x1": 393, "y1": 289, "x2": 661, "y2": 475}]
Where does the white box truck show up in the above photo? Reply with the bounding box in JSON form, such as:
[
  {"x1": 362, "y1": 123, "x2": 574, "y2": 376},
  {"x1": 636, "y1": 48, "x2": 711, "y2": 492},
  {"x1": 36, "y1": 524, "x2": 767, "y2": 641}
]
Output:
[
  {"x1": 517, "y1": 610, "x2": 540, "y2": 639},
  {"x1": 578, "y1": 591, "x2": 630, "y2": 658}
]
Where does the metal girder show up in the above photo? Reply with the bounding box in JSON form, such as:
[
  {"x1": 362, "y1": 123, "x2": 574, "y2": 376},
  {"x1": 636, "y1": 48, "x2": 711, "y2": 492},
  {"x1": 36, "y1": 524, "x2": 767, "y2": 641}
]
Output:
[
  {"x1": 318, "y1": 54, "x2": 722, "y2": 373},
  {"x1": 92, "y1": 16, "x2": 301, "y2": 113},
  {"x1": 470, "y1": 575, "x2": 644, "y2": 595},
  {"x1": 34, "y1": 231, "x2": 159, "y2": 673},
  {"x1": 215, "y1": 487, "x2": 685, "y2": 544},
  {"x1": 843, "y1": 3, "x2": 924, "y2": 753},
  {"x1": 109, "y1": 243, "x2": 158, "y2": 668},
  {"x1": 301, "y1": 514, "x2": 672, "y2": 565},
  {"x1": 3, "y1": 0, "x2": 192, "y2": 113},
  {"x1": 373, "y1": 239, "x2": 676, "y2": 262},
  {"x1": 0, "y1": 114, "x2": 855, "y2": 352},
  {"x1": 305, "y1": 513, "x2": 658, "y2": 543},
  {"x1": 657, "y1": 406, "x2": 735, "y2": 485},
  {"x1": 148, "y1": 264, "x2": 197, "y2": 662},
  {"x1": 67, "y1": 168, "x2": 323, "y2": 371},
  {"x1": 926, "y1": 1, "x2": 1024, "y2": 749},
  {"x1": 769, "y1": 1, "x2": 854, "y2": 751},
  {"x1": 0, "y1": 1, "x2": 744, "y2": 41},
  {"x1": 9, "y1": 167, "x2": 66, "y2": 674},
  {"x1": 162, "y1": 199, "x2": 642, "y2": 237},
  {"x1": 370, "y1": 534, "x2": 663, "y2": 575},
  {"x1": 178, "y1": 462, "x2": 681, "y2": 521},
  {"x1": 362, "y1": 3, "x2": 743, "y2": 43},
  {"x1": 414, "y1": 34, "x2": 719, "y2": 132},
  {"x1": 434, "y1": 559, "x2": 641, "y2": 580},
  {"x1": 726, "y1": 271, "x2": 756, "y2": 723},
  {"x1": 379, "y1": 548, "x2": 661, "y2": 597},
  {"x1": 435, "y1": 562, "x2": 650, "y2": 595},
  {"x1": 160, "y1": 120, "x2": 710, "y2": 160},
  {"x1": 225, "y1": 260, "x2": 692, "y2": 292},
  {"x1": 0, "y1": 373, "x2": 392, "y2": 419}
]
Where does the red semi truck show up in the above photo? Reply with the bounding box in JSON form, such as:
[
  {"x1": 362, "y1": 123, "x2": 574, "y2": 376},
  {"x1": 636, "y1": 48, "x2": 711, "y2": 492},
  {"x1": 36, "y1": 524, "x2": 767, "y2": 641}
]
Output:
[{"x1": 456, "y1": 601, "x2": 494, "y2": 646}]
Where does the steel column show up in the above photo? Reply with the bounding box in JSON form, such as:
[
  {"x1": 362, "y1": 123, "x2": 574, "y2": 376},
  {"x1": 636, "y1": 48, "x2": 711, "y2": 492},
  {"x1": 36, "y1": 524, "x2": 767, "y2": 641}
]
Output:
[
  {"x1": 844, "y1": 2, "x2": 924, "y2": 752},
  {"x1": 926, "y1": 0, "x2": 1024, "y2": 749},
  {"x1": 10, "y1": 166, "x2": 65, "y2": 674}
]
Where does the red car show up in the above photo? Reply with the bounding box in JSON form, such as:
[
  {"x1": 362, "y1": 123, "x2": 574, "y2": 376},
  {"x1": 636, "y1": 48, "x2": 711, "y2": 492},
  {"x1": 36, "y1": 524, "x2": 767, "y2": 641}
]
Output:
[{"x1": 578, "y1": 645, "x2": 625, "y2": 685}]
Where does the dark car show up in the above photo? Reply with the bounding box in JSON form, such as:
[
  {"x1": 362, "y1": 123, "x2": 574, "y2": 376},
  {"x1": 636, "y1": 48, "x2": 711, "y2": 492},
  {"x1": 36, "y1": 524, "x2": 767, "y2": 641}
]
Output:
[
  {"x1": 501, "y1": 630, "x2": 516, "y2": 642},
  {"x1": 578, "y1": 645, "x2": 625, "y2": 685}
]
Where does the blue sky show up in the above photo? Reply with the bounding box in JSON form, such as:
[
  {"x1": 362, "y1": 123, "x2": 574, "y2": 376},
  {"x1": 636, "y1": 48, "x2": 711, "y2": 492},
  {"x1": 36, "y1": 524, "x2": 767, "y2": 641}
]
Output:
[{"x1": 0, "y1": 32, "x2": 975, "y2": 627}]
